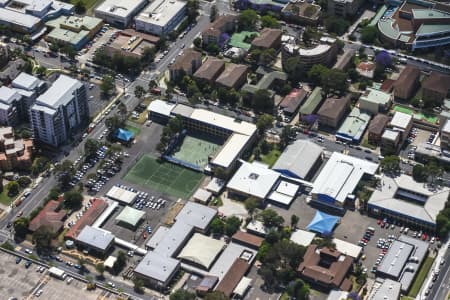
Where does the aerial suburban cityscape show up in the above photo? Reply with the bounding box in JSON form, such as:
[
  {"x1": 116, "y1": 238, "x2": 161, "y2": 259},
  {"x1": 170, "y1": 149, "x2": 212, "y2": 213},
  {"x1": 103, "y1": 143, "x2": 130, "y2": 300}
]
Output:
[{"x1": 0, "y1": 0, "x2": 450, "y2": 299}]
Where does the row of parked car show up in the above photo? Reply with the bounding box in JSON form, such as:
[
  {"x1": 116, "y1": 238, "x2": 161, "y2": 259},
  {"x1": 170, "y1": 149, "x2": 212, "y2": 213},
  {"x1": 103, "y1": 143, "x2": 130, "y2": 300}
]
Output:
[{"x1": 87, "y1": 150, "x2": 123, "y2": 194}]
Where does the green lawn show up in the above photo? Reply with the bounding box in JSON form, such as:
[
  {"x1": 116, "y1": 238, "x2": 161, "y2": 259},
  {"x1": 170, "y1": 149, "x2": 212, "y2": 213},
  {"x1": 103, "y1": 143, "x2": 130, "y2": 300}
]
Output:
[
  {"x1": 408, "y1": 256, "x2": 434, "y2": 297},
  {"x1": 124, "y1": 155, "x2": 203, "y2": 199},
  {"x1": 0, "y1": 190, "x2": 13, "y2": 206},
  {"x1": 260, "y1": 149, "x2": 281, "y2": 167}
]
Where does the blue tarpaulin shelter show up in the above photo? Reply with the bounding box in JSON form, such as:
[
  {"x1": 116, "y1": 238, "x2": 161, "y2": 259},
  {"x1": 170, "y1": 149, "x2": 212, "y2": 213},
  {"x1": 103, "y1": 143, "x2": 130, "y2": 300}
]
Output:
[
  {"x1": 306, "y1": 210, "x2": 339, "y2": 235},
  {"x1": 115, "y1": 128, "x2": 134, "y2": 142}
]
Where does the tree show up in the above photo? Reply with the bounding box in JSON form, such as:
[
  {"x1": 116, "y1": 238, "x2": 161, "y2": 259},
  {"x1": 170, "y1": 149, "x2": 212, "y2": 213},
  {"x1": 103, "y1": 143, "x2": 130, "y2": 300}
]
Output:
[
  {"x1": 0, "y1": 172, "x2": 3, "y2": 193},
  {"x1": 210, "y1": 217, "x2": 225, "y2": 235},
  {"x1": 324, "y1": 16, "x2": 349, "y2": 36},
  {"x1": 36, "y1": 66, "x2": 47, "y2": 77},
  {"x1": 287, "y1": 279, "x2": 309, "y2": 300},
  {"x1": 361, "y1": 26, "x2": 378, "y2": 44},
  {"x1": 105, "y1": 115, "x2": 125, "y2": 134},
  {"x1": 193, "y1": 37, "x2": 202, "y2": 48},
  {"x1": 259, "y1": 209, "x2": 284, "y2": 228},
  {"x1": 63, "y1": 190, "x2": 83, "y2": 210},
  {"x1": 238, "y1": 9, "x2": 258, "y2": 30},
  {"x1": 7, "y1": 181, "x2": 19, "y2": 197},
  {"x1": 142, "y1": 47, "x2": 156, "y2": 64},
  {"x1": 204, "y1": 291, "x2": 230, "y2": 300},
  {"x1": 291, "y1": 214, "x2": 299, "y2": 229},
  {"x1": 17, "y1": 176, "x2": 31, "y2": 188},
  {"x1": 31, "y1": 157, "x2": 50, "y2": 176},
  {"x1": 224, "y1": 216, "x2": 242, "y2": 236},
  {"x1": 427, "y1": 160, "x2": 443, "y2": 185},
  {"x1": 302, "y1": 27, "x2": 314, "y2": 45},
  {"x1": 412, "y1": 164, "x2": 428, "y2": 182},
  {"x1": 256, "y1": 114, "x2": 274, "y2": 135},
  {"x1": 95, "y1": 263, "x2": 105, "y2": 278},
  {"x1": 252, "y1": 89, "x2": 273, "y2": 113},
  {"x1": 210, "y1": 4, "x2": 217, "y2": 22},
  {"x1": 13, "y1": 217, "x2": 29, "y2": 238},
  {"x1": 170, "y1": 289, "x2": 196, "y2": 300},
  {"x1": 245, "y1": 197, "x2": 261, "y2": 220},
  {"x1": 261, "y1": 15, "x2": 280, "y2": 28},
  {"x1": 187, "y1": 0, "x2": 199, "y2": 22},
  {"x1": 32, "y1": 226, "x2": 54, "y2": 254},
  {"x1": 74, "y1": 0, "x2": 86, "y2": 14},
  {"x1": 380, "y1": 155, "x2": 400, "y2": 174},
  {"x1": 112, "y1": 251, "x2": 126, "y2": 275},
  {"x1": 217, "y1": 88, "x2": 240, "y2": 106},
  {"x1": 100, "y1": 75, "x2": 114, "y2": 96},
  {"x1": 133, "y1": 278, "x2": 144, "y2": 293},
  {"x1": 280, "y1": 125, "x2": 293, "y2": 149},
  {"x1": 84, "y1": 138, "x2": 100, "y2": 159},
  {"x1": 321, "y1": 69, "x2": 349, "y2": 95},
  {"x1": 284, "y1": 56, "x2": 306, "y2": 83},
  {"x1": 307, "y1": 64, "x2": 329, "y2": 86},
  {"x1": 134, "y1": 85, "x2": 145, "y2": 99}
]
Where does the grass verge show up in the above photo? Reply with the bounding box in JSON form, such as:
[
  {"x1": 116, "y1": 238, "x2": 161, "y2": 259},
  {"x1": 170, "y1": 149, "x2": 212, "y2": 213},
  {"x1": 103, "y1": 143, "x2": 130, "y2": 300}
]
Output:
[{"x1": 0, "y1": 190, "x2": 13, "y2": 206}]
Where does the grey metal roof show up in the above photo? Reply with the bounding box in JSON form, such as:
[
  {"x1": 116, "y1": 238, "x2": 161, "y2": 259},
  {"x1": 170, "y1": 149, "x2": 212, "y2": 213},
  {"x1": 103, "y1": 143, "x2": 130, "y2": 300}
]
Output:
[
  {"x1": 377, "y1": 240, "x2": 414, "y2": 278},
  {"x1": 175, "y1": 201, "x2": 216, "y2": 231},
  {"x1": 368, "y1": 174, "x2": 449, "y2": 224},
  {"x1": 272, "y1": 139, "x2": 323, "y2": 179},
  {"x1": 369, "y1": 279, "x2": 401, "y2": 300},
  {"x1": 36, "y1": 75, "x2": 83, "y2": 109},
  {"x1": 172, "y1": 104, "x2": 194, "y2": 118},
  {"x1": 153, "y1": 221, "x2": 193, "y2": 258},
  {"x1": 0, "y1": 86, "x2": 21, "y2": 104},
  {"x1": 12, "y1": 72, "x2": 41, "y2": 91},
  {"x1": 134, "y1": 251, "x2": 180, "y2": 283},
  {"x1": 76, "y1": 225, "x2": 114, "y2": 251},
  {"x1": 146, "y1": 225, "x2": 170, "y2": 249}
]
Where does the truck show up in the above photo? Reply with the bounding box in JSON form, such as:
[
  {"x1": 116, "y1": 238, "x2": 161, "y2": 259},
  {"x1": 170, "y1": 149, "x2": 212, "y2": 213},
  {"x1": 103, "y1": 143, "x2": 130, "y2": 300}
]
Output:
[{"x1": 48, "y1": 267, "x2": 66, "y2": 280}]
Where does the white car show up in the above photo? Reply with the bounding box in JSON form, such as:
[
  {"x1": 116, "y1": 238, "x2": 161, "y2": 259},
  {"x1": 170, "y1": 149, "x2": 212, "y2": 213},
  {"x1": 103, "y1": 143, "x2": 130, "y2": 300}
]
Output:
[{"x1": 24, "y1": 249, "x2": 33, "y2": 254}]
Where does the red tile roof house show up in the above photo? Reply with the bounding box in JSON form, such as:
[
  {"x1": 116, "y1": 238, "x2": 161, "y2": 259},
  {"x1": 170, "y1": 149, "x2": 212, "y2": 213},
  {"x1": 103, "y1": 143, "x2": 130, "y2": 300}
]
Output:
[
  {"x1": 65, "y1": 198, "x2": 108, "y2": 240},
  {"x1": 297, "y1": 244, "x2": 353, "y2": 291},
  {"x1": 28, "y1": 196, "x2": 66, "y2": 233}
]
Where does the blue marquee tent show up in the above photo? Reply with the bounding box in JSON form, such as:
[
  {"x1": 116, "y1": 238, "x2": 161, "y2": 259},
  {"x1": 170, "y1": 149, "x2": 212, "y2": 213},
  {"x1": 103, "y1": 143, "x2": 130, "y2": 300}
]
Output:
[
  {"x1": 115, "y1": 128, "x2": 134, "y2": 142},
  {"x1": 306, "y1": 210, "x2": 339, "y2": 235}
]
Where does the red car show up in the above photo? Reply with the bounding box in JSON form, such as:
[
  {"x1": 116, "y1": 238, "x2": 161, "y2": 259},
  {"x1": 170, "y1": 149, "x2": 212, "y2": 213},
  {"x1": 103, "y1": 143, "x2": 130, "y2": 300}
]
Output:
[
  {"x1": 377, "y1": 219, "x2": 382, "y2": 225},
  {"x1": 422, "y1": 234, "x2": 427, "y2": 241},
  {"x1": 381, "y1": 223, "x2": 385, "y2": 228}
]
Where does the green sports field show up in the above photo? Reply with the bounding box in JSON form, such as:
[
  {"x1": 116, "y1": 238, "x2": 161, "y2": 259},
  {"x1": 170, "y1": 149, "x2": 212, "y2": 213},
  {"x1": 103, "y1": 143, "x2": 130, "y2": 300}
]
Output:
[
  {"x1": 124, "y1": 155, "x2": 203, "y2": 199},
  {"x1": 171, "y1": 135, "x2": 221, "y2": 168}
]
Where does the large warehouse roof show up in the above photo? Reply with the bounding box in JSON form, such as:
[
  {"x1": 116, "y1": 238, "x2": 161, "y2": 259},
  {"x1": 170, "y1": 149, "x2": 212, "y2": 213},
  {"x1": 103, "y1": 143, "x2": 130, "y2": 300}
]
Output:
[
  {"x1": 178, "y1": 233, "x2": 225, "y2": 269},
  {"x1": 272, "y1": 139, "x2": 323, "y2": 179},
  {"x1": 147, "y1": 99, "x2": 176, "y2": 117},
  {"x1": 115, "y1": 206, "x2": 145, "y2": 227},
  {"x1": 227, "y1": 161, "x2": 280, "y2": 199},
  {"x1": 312, "y1": 152, "x2": 378, "y2": 204},
  {"x1": 134, "y1": 251, "x2": 180, "y2": 283},
  {"x1": 175, "y1": 201, "x2": 217, "y2": 231},
  {"x1": 105, "y1": 185, "x2": 137, "y2": 204}
]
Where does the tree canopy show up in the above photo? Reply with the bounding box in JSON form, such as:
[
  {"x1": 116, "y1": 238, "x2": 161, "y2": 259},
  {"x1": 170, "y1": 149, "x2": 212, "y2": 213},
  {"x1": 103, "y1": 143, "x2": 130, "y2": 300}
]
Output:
[
  {"x1": 100, "y1": 75, "x2": 114, "y2": 96},
  {"x1": 238, "y1": 9, "x2": 258, "y2": 30},
  {"x1": 64, "y1": 190, "x2": 83, "y2": 210},
  {"x1": 14, "y1": 217, "x2": 29, "y2": 238},
  {"x1": 251, "y1": 89, "x2": 274, "y2": 113},
  {"x1": 259, "y1": 209, "x2": 284, "y2": 228},
  {"x1": 261, "y1": 15, "x2": 280, "y2": 28},
  {"x1": 380, "y1": 155, "x2": 400, "y2": 174},
  {"x1": 361, "y1": 26, "x2": 378, "y2": 44},
  {"x1": 256, "y1": 114, "x2": 274, "y2": 135},
  {"x1": 170, "y1": 289, "x2": 196, "y2": 300},
  {"x1": 284, "y1": 56, "x2": 306, "y2": 84}
]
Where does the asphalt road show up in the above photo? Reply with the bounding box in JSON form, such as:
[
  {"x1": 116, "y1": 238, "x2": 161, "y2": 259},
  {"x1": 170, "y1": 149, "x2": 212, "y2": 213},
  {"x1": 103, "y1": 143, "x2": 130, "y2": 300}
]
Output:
[{"x1": 427, "y1": 246, "x2": 450, "y2": 300}]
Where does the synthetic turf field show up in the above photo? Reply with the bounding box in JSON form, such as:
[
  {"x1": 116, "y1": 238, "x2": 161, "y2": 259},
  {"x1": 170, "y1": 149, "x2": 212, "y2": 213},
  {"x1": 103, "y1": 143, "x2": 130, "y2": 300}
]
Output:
[
  {"x1": 124, "y1": 155, "x2": 203, "y2": 199},
  {"x1": 171, "y1": 135, "x2": 221, "y2": 168}
]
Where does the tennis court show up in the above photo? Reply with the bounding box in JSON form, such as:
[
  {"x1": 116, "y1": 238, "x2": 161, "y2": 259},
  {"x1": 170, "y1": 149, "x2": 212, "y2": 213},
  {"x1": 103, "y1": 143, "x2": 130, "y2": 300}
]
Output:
[
  {"x1": 229, "y1": 31, "x2": 259, "y2": 50},
  {"x1": 171, "y1": 135, "x2": 221, "y2": 168},
  {"x1": 124, "y1": 155, "x2": 204, "y2": 199}
]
